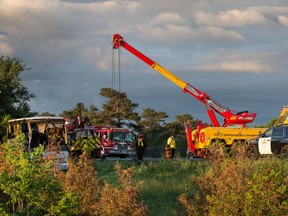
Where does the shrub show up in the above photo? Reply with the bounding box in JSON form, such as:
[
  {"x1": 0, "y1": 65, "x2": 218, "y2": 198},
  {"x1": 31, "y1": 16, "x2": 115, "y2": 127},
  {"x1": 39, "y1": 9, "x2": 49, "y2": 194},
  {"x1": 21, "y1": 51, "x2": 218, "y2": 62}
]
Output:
[
  {"x1": 59, "y1": 151, "x2": 102, "y2": 215},
  {"x1": 58, "y1": 153, "x2": 148, "y2": 216},
  {"x1": 179, "y1": 146, "x2": 288, "y2": 216},
  {"x1": 97, "y1": 162, "x2": 148, "y2": 216},
  {"x1": 0, "y1": 134, "x2": 68, "y2": 215}
]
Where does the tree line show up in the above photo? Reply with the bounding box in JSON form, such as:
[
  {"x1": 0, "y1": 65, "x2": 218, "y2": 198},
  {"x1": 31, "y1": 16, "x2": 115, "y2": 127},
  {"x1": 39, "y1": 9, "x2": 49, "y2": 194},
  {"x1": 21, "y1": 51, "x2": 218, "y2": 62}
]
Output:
[
  {"x1": 0, "y1": 56, "x2": 199, "y2": 146},
  {"x1": 1, "y1": 55, "x2": 277, "y2": 147}
]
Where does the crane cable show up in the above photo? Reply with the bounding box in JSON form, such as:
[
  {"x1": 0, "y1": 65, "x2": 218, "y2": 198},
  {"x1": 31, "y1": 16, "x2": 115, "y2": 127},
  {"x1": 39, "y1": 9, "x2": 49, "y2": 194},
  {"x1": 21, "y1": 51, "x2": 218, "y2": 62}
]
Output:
[{"x1": 111, "y1": 44, "x2": 122, "y2": 112}]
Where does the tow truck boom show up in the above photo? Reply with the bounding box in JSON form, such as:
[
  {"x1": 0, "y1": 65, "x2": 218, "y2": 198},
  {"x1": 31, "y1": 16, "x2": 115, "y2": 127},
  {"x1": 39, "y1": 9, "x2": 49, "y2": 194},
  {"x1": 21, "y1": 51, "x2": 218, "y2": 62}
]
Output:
[{"x1": 112, "y1": 33, "x2": 257, "y2": 127}]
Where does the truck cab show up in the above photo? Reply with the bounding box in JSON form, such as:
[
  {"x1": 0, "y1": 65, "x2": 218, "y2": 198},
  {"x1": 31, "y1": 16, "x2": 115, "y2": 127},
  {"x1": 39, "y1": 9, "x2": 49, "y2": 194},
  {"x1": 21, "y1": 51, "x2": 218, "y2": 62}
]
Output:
[
  {"x1": 94, "y1": 126, "x2": 136, "y2": 158},
  {"x1": 247, "y1": 124, "x2": 288, "y2": 159}
]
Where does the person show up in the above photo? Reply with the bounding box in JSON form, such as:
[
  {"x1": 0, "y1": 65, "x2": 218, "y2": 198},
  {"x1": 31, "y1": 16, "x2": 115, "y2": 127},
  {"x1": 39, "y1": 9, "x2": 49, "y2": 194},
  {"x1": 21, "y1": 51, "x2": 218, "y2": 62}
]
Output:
[
  {"x1": 135, "y1": 133, "x2": 146, "y2": 162},
  {"x1": 167, "y1": 134, "x2": 176, "y2": 159}
]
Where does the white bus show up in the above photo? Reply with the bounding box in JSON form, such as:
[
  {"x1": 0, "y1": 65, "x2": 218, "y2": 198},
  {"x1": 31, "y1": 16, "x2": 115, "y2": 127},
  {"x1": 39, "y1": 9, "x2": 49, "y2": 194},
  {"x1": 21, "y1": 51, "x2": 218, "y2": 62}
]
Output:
[{"x1": 7, "y1": 116, "x2": 69, "y2": 171}]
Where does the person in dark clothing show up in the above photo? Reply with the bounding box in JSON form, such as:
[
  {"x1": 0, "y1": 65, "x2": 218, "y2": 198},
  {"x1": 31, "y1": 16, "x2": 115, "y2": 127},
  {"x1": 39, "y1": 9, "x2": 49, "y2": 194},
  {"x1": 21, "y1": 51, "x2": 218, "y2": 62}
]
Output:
[{"x1": 135, "y1": 133, "x2": 146, "y2": 162}]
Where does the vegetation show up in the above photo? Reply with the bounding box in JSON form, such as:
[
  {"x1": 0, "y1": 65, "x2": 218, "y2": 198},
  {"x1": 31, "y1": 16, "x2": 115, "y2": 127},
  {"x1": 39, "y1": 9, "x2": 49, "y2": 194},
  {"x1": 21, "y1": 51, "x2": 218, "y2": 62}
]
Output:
[
  {"x1": 1, "y1": 133, "x2": 287, "y2": 215},
  {"x1": 0, "y1": 54, "x2": 197, "y2": 147},
  {"x1": 0, "y1": 56, "x2": 35, "y2": 140},
  {"x1": 178, "y1": 144, "x2": 288, "y2": 216},
  {"x1": 0, "y1": 136, "x2": 147, "y2": 215},
  {"x1": 1, "y1": 56, "x2": 287, "y2": 215}
]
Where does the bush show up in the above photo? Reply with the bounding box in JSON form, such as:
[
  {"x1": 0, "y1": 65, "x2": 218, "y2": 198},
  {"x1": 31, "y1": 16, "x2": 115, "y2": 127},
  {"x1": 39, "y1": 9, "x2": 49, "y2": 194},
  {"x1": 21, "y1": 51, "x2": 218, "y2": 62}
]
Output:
[
  {"x1": 59, "y1": 151, "x2": 101, "y2": 215},
  {"x1": 0, "y1": 134, "x2": 68, "y2": 215},
  {"x1": 178, "y1": 145, "x2": 288, "y2": 216},
  {"x1": 98, "y1": 162, "x2": 148, "y2": 216}
]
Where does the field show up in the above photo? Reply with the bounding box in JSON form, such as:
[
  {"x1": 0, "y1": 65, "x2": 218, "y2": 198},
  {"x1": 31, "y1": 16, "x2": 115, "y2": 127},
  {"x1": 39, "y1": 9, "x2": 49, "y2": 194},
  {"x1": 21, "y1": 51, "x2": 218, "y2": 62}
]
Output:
[
  {"x1": 95, "y1": 156, "x2": 288, "y2": 216},
  {"x1": 95, "y1": 159, "x2": 206, "y2": 216},
  {"x1": 1, "y1": 140, "x2": 287, "y2": 215}
]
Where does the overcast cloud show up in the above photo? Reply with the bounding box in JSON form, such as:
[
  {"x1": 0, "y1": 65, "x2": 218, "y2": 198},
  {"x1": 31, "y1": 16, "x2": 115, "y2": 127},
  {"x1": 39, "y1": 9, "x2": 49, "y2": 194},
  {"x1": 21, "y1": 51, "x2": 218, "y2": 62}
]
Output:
[{"x1": 1, "y1": 0, "x2": 288, "y2": 126}]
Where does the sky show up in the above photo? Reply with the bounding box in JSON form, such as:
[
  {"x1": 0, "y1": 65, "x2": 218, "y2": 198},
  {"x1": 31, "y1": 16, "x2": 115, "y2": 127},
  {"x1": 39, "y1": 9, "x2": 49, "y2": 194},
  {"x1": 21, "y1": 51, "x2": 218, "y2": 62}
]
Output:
[{"x1": 0, "y1": 0, "x2": 288, "y2": 126}]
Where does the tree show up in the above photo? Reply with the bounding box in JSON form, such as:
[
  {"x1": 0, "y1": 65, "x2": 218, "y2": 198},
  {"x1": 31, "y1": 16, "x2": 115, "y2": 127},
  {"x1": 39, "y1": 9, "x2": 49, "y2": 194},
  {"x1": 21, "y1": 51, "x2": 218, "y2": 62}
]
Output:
[
  {"x1": 96, "y1": 88, "x2": 140, "y2": 128},
  {"x1": 0, "y1": 56, "x2": 35, "y2": 141},
  {"x1": 87, "y1": 104, "x2": 99, "y2": 125},
  {"x1": 164, "y1": 114, "x2": 195, "y2": 136},
  {"x1": 60, "y1": 103, "x2": 89, "y2": 119},
  {"x1": 39, "y1": 111, "x2": 55, "y2": 116},
  {"x1": 0, "y1": 56, "x2": 34, "y2": 117},
  {"x1": 139, "y1": 108, "x2": 168, "y2": 133},
  {"x1": 266, "y1": 118, "x2": 277, "y2": 128},
  {"x1": 137, "y1": 108, "x2": 168, "y2": 146}
]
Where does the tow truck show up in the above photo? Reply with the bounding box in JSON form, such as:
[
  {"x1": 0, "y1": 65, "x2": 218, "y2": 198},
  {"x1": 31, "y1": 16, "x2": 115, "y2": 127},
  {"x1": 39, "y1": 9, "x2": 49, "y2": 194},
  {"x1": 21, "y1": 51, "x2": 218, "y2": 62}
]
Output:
[{"x1": 112, "y1": 33, "x2": 266, "y2": 158}]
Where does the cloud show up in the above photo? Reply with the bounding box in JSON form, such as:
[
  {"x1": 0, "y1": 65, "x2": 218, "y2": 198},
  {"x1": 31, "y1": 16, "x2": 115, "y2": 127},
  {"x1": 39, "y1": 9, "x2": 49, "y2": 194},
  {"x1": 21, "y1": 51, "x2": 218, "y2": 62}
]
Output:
[
  {"x1": 0, "y1": 34, "x2": 12, "y2": 55},
  {"x1": 151, "y1": 12, "x2": 188, "y2": 26},
  {"x1": 278, "y1": 15, "x2": 288, "y2": 27},
  {"x1": 194, "y1": 60, "x2": 269, "y2": 74},
  {"x1": 0, "y1": 0, "x2": 288, "y2": 126},
  {"x1": 138, "y1": 16, "x2": 245, "y2": 44},
  {"x1": 65, "y1": 0, "x2": 141, "y2": 14},
  {"x1": 195, "y1": 9, "x2": 266, "y2": 27},
  {"x1": 188, "y1": 49, "x2": 275, "y2": 74}
]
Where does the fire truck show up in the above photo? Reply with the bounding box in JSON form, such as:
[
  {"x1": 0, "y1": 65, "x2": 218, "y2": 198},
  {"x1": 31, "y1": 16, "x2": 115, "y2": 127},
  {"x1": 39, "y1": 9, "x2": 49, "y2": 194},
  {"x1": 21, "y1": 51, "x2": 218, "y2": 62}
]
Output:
[
  {"x1": 65, "y1": 118, "x2": 135, "y2": 158},
  {"x1": 93, "y1": 125, "x2": 136, "y2": 158},
  {"x1": 112, "y1": 33, "x2": 266, "y2": 158}
]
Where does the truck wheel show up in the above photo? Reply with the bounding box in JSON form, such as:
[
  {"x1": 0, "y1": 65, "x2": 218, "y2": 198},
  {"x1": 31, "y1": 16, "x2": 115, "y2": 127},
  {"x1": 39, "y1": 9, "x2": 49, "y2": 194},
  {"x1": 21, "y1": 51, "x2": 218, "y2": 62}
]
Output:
[
  {"x1": 248, "y1": 145, "x2": 260, "y2": 160},
  {"x1": 280, "y1": 145, "x2": 288, "y2": 159}
]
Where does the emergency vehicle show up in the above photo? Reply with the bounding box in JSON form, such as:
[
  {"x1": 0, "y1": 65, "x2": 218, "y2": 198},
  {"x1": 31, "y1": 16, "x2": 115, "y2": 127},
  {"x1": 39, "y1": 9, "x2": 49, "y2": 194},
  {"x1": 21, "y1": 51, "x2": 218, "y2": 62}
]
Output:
[
  {"x1": 247, "y1": 105, "x2": 288, "y2": 159},
  {"x1": 65, "y1": 118, "x2": 135, "y2": 158},
  {"x1": 94, "y1": 125, "x2": 135, "y2": 158}
]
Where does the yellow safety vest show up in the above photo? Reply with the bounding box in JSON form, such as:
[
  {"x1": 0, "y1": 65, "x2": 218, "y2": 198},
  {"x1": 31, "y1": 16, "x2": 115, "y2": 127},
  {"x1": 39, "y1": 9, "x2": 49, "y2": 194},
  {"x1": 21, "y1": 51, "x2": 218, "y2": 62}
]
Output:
[
  {"x1": 138, "y1": 139, "x2": 144, "y2": 147},
  {"x1": 167, "y1": 137, "x2": 176, "y2": 149}
]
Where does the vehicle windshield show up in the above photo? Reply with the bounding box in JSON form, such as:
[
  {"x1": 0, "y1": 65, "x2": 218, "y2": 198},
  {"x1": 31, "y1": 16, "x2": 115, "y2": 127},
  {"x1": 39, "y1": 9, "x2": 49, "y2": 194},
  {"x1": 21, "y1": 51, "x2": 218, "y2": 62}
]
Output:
[
  {"x1": 264, "y1": 128, "x2": 273, "y2": 137},
  {"x1": 111, "y1": 132, "x2": 134, "y2": 142}
]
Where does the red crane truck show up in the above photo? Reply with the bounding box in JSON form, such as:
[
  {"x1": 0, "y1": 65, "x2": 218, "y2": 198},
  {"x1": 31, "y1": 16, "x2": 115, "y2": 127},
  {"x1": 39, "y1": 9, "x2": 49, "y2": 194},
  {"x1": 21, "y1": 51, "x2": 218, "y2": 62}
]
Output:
[{"x1": 112, "y1": 33, "x2": 266, "y2": 157}]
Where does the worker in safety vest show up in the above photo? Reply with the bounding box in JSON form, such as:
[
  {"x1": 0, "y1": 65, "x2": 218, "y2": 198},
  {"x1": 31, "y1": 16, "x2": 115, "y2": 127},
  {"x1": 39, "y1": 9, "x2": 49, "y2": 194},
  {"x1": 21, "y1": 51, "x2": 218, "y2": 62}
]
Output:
[
  {"x1": 167, "y1": 134, "x2": 176, "y2": 159},
  {"x1": 135, "y1": 133, "x2": 146, "y2": 162}
]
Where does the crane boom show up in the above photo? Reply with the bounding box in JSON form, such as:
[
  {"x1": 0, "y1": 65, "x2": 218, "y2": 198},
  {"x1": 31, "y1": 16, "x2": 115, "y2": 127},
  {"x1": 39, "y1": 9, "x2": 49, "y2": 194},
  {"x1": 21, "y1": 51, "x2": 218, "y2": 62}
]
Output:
[{"x1": 112, "y1": 33, "x2": 257, "y2": 127}]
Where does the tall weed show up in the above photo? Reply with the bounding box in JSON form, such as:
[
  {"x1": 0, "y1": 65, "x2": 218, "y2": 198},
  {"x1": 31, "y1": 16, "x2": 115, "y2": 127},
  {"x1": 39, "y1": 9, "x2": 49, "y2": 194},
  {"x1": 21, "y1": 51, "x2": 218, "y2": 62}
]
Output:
[
  {"x1": 97, "y1": 162, "x2": 148, "y2": 216},
  {"x1": 179, "y1": 144, "x2": 288, "y2": 216}
]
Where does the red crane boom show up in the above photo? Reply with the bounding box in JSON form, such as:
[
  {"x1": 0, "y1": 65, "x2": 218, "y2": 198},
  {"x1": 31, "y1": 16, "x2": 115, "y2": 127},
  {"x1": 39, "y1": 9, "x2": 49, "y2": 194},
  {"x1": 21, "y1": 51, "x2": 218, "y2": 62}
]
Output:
[{"x1": 112, "y1": 33, "x2": 257, "y2": 128}]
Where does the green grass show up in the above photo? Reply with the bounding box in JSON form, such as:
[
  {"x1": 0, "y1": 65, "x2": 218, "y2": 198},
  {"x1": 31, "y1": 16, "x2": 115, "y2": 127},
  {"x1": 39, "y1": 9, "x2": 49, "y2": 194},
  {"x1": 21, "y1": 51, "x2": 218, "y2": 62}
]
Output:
[{"x1": 94, "y1": 158, "x2": 206, "y2": 216}]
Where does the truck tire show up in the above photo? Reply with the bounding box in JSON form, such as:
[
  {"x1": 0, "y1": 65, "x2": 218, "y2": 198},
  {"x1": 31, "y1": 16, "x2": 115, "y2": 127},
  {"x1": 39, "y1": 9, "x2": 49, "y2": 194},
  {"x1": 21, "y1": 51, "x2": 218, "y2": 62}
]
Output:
[
  {"x1": 248, "y1": 145, "x2": 260, "y2": 160},
  {"x1": 280, "y1": 145, "x2": 288, "y2": 159}
]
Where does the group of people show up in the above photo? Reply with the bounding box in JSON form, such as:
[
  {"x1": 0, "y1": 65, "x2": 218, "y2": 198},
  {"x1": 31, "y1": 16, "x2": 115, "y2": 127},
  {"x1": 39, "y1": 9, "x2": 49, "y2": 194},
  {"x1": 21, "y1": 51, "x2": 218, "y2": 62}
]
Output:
[{"x1": 134, "y1": 133, "x2": 177, "y2": 162}]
